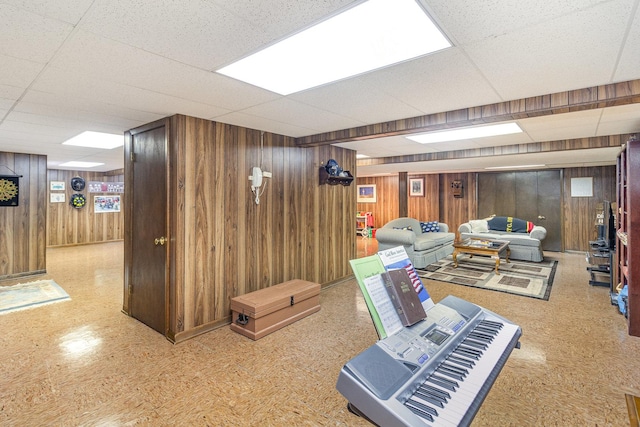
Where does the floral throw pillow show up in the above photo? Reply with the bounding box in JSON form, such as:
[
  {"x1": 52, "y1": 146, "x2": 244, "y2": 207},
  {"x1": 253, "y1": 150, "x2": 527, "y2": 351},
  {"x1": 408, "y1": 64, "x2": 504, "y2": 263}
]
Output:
[
  {"x1": 393, "y1": 226, "x2": 413, "y2": 231},
  {"x1": 420, "y1": 221, "x2": 440, "y2": 233}
]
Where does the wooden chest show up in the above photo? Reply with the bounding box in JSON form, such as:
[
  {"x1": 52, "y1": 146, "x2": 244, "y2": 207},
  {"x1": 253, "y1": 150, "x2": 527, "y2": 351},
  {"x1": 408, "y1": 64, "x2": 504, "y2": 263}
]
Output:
[{"x1": 230, "y1": 279, "x2": 321, "y2": 340}]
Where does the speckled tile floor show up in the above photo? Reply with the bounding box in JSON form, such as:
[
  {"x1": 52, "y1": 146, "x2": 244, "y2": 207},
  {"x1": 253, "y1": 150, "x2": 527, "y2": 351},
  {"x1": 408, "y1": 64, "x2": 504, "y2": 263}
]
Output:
[{"x1": 1, "y1": 240, "x2": 639, "y2": 426}]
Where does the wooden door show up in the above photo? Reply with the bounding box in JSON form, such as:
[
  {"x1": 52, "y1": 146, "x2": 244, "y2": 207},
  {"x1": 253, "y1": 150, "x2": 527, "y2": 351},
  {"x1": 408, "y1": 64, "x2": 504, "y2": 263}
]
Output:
[
  {"x1": 478, "y1": 170, "x2": 562, "y2": 252},
  {"x1": 125, "y1": 122, "x2": 168, "y2": 334},
  {"x1": 531, "y1": 170, "x2": 562, "y2": 251}
]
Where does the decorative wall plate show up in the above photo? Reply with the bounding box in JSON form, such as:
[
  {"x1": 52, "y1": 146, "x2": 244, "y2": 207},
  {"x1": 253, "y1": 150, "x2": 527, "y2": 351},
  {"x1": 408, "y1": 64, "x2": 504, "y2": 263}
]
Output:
[
  {"x1": 0, "y1": 176, "x2": 19, "y2": 206},
  {"x1": 70, "y1": 193, "x2": 86, "y2": 209}
]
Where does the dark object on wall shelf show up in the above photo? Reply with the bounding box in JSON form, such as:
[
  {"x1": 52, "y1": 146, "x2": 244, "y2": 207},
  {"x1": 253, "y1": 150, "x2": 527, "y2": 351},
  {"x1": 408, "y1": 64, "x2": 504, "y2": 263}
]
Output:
[
  {"x1": 451, "y1": 180, "x2": 463, "y2": 198},
  {"x1": 319, "y1": 167, "x2": 354, "y2": 186}
]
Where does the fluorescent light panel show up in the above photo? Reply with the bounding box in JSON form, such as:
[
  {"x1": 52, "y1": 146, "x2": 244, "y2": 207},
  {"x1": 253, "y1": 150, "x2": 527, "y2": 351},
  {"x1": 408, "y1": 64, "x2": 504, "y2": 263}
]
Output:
[
  {"x1": 216, "y1": 0, "x2": 451, "y2": 95},
  {"x1": 407, "y1": 123, "x2": 523, "y2": 144},
  {"x1": 59, "y1": 161, "x2": 105, "y2": 168},
  {"x1": 63, "y1": 131, "x2": 123, "y2": 149},
  {"x1": 485, "y1": 164, "x2": 545, "y2": 170}
]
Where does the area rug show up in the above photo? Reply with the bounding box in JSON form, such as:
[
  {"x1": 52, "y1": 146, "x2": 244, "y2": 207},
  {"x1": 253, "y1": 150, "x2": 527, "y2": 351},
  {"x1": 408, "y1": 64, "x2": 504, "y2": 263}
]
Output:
[
  {"x1": 417, "y1": 255, "x2": 557, "y2": 300},
  {"x1": 0, "y1": 279, "x2": 70, "y2": 315}
]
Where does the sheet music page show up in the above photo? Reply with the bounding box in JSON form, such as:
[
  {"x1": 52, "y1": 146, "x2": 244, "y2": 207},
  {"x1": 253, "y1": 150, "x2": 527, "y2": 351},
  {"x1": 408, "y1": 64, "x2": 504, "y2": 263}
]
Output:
[{"x1": 363, "y1": 274, "x2": 403, "y2": 337}]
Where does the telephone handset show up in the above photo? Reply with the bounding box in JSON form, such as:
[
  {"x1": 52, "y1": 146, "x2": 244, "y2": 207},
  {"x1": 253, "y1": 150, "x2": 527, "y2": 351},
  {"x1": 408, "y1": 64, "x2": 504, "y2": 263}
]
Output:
[{"x1": 251, "y1": 167, "x2": 263, "y2": 188}]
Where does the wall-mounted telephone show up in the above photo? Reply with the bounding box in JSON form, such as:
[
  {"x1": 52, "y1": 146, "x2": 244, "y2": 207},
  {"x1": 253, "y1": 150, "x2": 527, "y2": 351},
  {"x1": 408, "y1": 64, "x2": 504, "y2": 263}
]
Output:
[
  {"x1": 250, "y1": 166, "x2": 263, "y2": 189},
  {"x1": 249, "y1": 166, "x2": 272, "y2": 204}
]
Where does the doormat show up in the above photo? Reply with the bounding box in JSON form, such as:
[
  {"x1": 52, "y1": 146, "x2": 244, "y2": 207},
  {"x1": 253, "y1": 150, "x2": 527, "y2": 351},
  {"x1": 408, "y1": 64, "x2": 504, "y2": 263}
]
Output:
[
  {"x1": 417, "y1": 256, "x2": 557, "y2": 300},
  {"x1": 0, "y1": 280, "x2": 70, "y2": 315}
]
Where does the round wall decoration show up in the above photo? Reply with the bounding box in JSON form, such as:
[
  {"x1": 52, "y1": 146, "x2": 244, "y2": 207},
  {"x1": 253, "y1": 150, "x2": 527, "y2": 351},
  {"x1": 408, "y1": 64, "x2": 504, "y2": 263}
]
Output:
[
  {"x1": 0, "y1": 178, "x2": 19, "y2": 202},
  {"x1": 70, "y1": 176, "x2": 86, "y2": 191},
  {"x1": 70, "y1": 193, "x2": 86, "y2": 209}
]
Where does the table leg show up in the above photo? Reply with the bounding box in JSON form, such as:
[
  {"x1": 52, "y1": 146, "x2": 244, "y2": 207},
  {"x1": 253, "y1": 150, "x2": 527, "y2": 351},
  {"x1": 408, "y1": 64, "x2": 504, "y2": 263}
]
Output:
[
  {"x1": 453, "y1": 250, "x2": 459, "y2": 268},
  {"x1": 506, "y1": 247, "x2": 510, "y2": 263},
  {"x1": 494, "y1": 257, "x2": 500, "y2": 275}
]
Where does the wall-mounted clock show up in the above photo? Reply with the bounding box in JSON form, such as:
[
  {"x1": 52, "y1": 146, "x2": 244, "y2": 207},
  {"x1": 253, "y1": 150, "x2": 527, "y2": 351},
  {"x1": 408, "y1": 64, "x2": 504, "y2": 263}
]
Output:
[{"x1": 0, "y1": 176, "x2": 19, "y2": 206}]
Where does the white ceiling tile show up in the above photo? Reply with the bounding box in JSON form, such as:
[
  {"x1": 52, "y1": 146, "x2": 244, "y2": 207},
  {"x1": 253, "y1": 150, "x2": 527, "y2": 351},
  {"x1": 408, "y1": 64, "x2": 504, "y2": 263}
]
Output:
[
  {"x1": 32, "y1": 67, "x2": 231, "y2": 120},
  {"x1": 240, "y1": 98, "x2": 366, "y2": 135},
  {"x1": 613, "y1": 4, "x2": 640, "y2": 82},
  {"x1": 463, "y1": 0, "x2": 635, "y2": 100},
  {"x1": 2, "y1": 0, "x2": 94, "y2": 24},
  {"x1": 78, "y1": 0, "x2": 269, "y2": 70},
  {"x1": 357, "y1": 48, "x2": 503, "y2": 113},
  {"x1": 213, "y1": 111, "x2": 318, "y2": 137},
  {"x1": 0, "y1": 3, "x2": 73, "y2": 63},
  {"x1": 519, "y1": 109, "x2": 602, "y2": 141},
  {"x1": 49, "y1": 30, "x2": 279, "y2": 111},
  {"x1": 290, "y1": 78, "x2": 424, "y2": 125},
  {"x1": 427, "y1": 0, "x2": 612, "y2": 45},
  {"x1": 21, "y1": 90, "x2": 165, "y2": 125},
  {"x1": 0, "y1": 85, "x2": 25, "y2": 101},
  {"x1": 0, "y1": 54, "x2": 45, "y2": 88}
]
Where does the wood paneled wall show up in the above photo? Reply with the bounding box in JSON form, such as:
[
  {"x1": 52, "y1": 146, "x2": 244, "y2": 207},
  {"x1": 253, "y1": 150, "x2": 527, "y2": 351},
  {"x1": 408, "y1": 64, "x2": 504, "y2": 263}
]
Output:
[
  {"x1": 357, "y1": 167, "x2": 614, "y2": 251},
  {"x1": 0, "y1": 152, "x2": 47, "y2": 280},
  {"x1": 47, "y1": 169, "x2": 125, "y2": 247},
  {"x1": 563, "y1": 166, "x2": 616, "y2": 251},
  {"x1": 356, "y1": 175, "x2": 399, "y2": 229},
  {"x1": 439, "y1": 172, "x2": 478, "y2": 239},
  {"x1": 149, "y1": 115, "x2": 356, "y2": 342}
]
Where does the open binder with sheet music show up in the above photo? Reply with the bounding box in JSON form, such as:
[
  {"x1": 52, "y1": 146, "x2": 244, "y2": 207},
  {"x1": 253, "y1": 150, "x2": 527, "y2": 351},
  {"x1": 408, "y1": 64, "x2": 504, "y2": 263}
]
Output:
[{"x1": 349, "y1": 246, "x2": 432, "y2": 339}]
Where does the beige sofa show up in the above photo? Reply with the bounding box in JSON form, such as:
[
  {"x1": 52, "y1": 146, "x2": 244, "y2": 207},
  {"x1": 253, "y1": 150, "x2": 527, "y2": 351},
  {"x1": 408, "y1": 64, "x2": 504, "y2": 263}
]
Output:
[
  {"x1": 458, "y1": 218, "x2": 547, "y2": 262},
  {"x1": 375, "y1": 217, "x2": 455, "y2": 269}
]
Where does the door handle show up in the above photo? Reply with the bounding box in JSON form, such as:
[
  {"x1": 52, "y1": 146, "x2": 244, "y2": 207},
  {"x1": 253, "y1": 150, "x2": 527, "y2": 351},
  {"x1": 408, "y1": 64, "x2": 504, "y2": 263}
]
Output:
[
  {"x1": 537, "y1": 215, "x2": 546, "y2": 220},
  {"x1": 154, "y1": 236, "x2": 167, "y2": 246}
]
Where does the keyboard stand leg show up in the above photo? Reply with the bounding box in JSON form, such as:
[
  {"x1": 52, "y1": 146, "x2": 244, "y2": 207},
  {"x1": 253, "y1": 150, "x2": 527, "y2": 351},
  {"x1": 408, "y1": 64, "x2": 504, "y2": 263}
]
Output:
[{"x1": 347, "y1": 403, "x2": 379, "y2": 426}]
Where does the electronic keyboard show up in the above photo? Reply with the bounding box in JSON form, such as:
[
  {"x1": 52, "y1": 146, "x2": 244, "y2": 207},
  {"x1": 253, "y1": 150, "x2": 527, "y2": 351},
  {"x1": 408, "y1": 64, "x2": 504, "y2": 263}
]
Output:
[{"x1": 336, "y1": 295, "x2": 521, "y2": 426}]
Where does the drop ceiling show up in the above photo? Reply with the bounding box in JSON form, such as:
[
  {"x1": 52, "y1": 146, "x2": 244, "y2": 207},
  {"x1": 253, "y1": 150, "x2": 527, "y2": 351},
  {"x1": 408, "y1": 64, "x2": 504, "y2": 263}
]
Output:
[{"x1": 1, "y1": 0, "x2": 639, "y2": 174}]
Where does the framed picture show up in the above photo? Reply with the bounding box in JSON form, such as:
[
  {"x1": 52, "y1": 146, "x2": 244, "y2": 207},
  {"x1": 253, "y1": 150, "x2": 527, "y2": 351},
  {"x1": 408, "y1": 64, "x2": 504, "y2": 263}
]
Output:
[
  {"x1": 357, "y1": 184, "x2": 377, "y2": 203},
  {"x1": 50, "y1": 181, "x2": 65, "y2": 191},
  {"x1": 409, "y1": 178, "x2": 424, "y2": 197},
  {"x1": 94, "y1": 195, "x2": 121, "y2": 213},
  {"x1": 50, "y1": 193, "x2": 65, "y2": 203}
]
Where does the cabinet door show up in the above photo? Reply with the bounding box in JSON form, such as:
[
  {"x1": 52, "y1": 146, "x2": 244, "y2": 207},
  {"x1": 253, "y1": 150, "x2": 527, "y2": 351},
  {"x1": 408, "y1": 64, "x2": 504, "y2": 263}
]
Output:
[{"x1": 125, "y1": 122, "x2": 168, "y2": 334}]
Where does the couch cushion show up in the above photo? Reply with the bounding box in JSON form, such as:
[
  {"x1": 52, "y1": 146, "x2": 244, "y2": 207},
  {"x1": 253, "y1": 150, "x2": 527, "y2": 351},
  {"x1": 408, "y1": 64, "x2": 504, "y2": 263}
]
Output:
[
  {"x1": 414, "y1": 232, "x2": 454, "y2": 250},
  {"x1": 414, "y1": 236, "x2": 437, "y2": 251},
  {"x1": 469, "y1": 219, "x2": 489, "y2": 233},
  {"x1": 420, "y1": 221, "x2": 440, "y2": 232},
  {"x1": 496, "y1": 235, "x2": 541, "y2": 247}
]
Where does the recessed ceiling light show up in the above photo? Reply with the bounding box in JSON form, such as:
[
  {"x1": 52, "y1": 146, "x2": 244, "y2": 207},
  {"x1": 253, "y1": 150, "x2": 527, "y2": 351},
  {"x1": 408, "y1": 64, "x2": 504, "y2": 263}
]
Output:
[
  {"x1": 216, "y1": 0, "x2": 451, "y2": 95},
  {"x1": 356, "y1": 154, "x2": 370, "y2": 159},
  {"x1": 485, "y1": 164, "x2": 545, "y2": 170},
  {"x1": 407, "y1": 123, "x2": 523, "y2": 144},
  {"x1": 59, "y1": 161, "x2": 105, "y2": 168},
  {"x1": 62, "y1": 131, "x2": 123, "y2": 149}
]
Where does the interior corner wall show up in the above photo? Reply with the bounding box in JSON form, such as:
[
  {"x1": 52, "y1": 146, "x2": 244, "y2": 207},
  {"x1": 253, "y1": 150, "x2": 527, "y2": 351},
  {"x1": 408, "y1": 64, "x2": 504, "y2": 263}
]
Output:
[
  {"x1": 47, "y1": 169, "x2": 125, "y2": 247},
  {"x1": 0, "y1": 151, "x2": 47, "y2": 280},
  {"x1": 162, "y1": 115, "x2": 357, "y2": 341}
]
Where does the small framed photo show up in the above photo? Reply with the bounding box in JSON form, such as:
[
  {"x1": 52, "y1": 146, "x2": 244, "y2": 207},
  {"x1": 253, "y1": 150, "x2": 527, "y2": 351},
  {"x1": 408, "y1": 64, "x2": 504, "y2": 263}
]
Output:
[
  {"x1": 409, "y1": 178, "x2": 424, "y2": 197},
  {"x1": 50, "y1": 193, "x2": 65, "y2": 203},
  {"x1": 357, "y1": 184, "x2": 377, "y2": 203},
  {"x1": 50, "y1": 181, "x2": 65, "y2": 191}
]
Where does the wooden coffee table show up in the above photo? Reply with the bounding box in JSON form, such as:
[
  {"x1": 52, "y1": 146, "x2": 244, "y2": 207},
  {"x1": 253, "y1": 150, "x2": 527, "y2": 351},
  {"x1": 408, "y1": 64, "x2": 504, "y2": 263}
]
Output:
[{"x1": 452, "y1": 238, "x2": 510, "y2": 274}]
